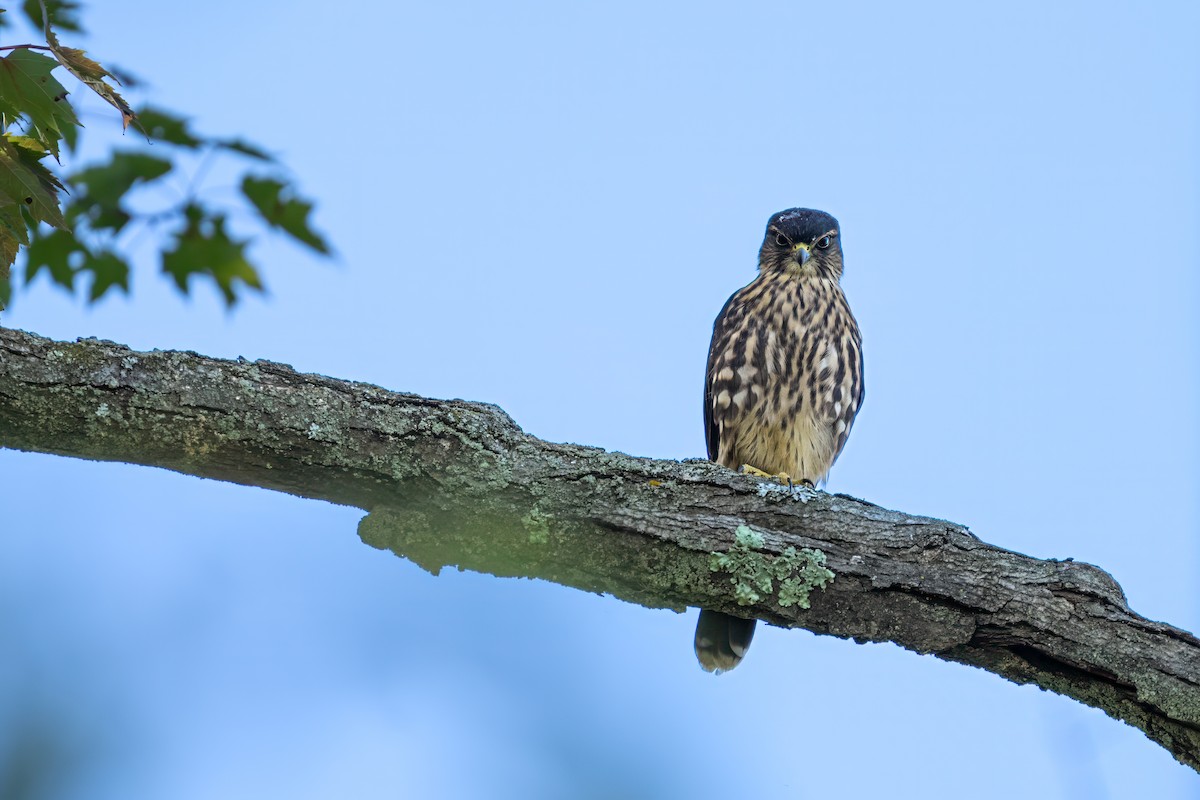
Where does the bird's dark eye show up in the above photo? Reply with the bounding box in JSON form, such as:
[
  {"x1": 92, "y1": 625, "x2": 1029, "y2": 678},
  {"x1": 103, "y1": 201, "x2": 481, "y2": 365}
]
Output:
[
  {"x1": 815, "y1": 235, "x2": 833, "y2": 250},
  {"x1": 774, "y1": 233, "x2": 789, "y2": 247}
]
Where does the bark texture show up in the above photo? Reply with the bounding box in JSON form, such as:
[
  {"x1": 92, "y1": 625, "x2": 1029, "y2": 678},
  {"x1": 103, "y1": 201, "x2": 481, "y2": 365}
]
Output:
[{"x1": 2, "y1": 326, "x2": 1199, "y2": 769}]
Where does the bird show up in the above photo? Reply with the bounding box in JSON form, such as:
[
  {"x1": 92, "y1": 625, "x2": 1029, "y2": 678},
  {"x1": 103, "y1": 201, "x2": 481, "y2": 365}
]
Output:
[{"x1": 695, "y1": 208, "x2": 864, "y2": 673}]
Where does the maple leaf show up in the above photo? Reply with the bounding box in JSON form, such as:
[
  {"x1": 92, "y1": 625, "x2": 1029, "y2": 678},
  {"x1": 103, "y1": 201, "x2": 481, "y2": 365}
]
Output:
[
  {"x1": 162, "y1": 206, "x2": 263, "y2": 305},
  {"x1": 0, "y1": 134, "x2": 67, "y2": 230},
  {"x1": 43, "y1": 24, "x2": 134, "y2": 129},
  {"x1": 69, "y1": 150, "x2": 171, "y2": 232},
  {"x1": 241, "y1": 176, "x2": 330, "y2": 254},
  {"x1": 83, "y1": 248, "x2": 129, "y2": 300},
  {"x1": 133, "y1": 106, "x2": 202, "y2": 148},
  {"x1": 0, "y1": 201, "x2": 25, "y2": 307},
  {"x1": 0, "y1": 48, "x2": 77, "y2": 156},
  {"x1": 23, "y1": 225, "x2": 80, "y2": 289}
]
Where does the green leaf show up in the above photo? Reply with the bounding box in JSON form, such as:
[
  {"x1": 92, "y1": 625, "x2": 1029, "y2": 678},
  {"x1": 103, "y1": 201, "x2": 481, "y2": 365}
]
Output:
[
  {"x1": 70, "y1": 151, "x2": 172, "y2": 231},
  {"x1": 21, "y1": 228, "x2": 128, "y2": 302},
  {"x1": 21, "y1": 0, "x2": 83, "y2": 32},
  {"x1": 241, "y1": 175, "x2": 330, "y2": 254},
  {"x1": 0, "y1": 49, "x2": 77, "y2": 154},
  {"x1": 133, "y1": 106, "x2": 202, "y2": 148},
  {"x1": 162, "y1": 207, "x2": 262, "y2": 305},
  {"x1": 0, "y1": 135, "x2": 67, "y2": 229},
  {"x1": 0, "y1": 197, "x2": 29, "y2": 245},
  {"x1": 83, "y1": 249, "x2": 129, "y2": 300},
  {"x1": 106, "y1": 65, "x2": 140, "y2": 88},
  {"x1": 0, "y1": 201, "x2": 29, "y2": 312},
  {"x1": 0, "y1": 201, "x2": 23, "y2": 304},
  {"x1": 60, "y1": 110, "x2": 77, "y2": 151},
  {"x1": 0, "y1": 176, "x2": 17, "y2": 207},
  {"x1": 217, "y1": 138, "x2": 273, "y2": 161},
  {"x1": 44, "y1": 26, "x2": 133, "y2": 129},
  {"x1": 24, "y1": 226, "x2": 81, "y2": 289}
]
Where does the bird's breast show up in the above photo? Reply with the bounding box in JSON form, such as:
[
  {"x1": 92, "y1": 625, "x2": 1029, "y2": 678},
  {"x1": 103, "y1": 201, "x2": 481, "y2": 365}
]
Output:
[{"x1": 710, "y1": 275, "x2": 858, "y2": 482}]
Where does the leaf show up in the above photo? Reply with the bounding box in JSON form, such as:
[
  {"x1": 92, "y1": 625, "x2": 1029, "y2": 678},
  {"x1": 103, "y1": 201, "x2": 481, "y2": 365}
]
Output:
[
  {"x1": 83, "y1": 248, "x2": 129, "y2": 300},
  {"x1": 21, "y1": 0, "x2": 83, "y2": 33},
  {"x1": 69, "y1": 151, "x2": 171, "y2": 232},
  {"x1": 28, "y1": 113, "x2": 78, "y2": 155},
  {"x1": 133, "y1": 106, "x2": 202, "y2": 148},
  {"x1": 0, "y1": 201, "x2": 24, "y2": 306},
  {"x1": 0, "y1": 134, "x2": 67, "y2": 229},
  {"x1": 217, "y1": 138, "x2": 274, "y2": 161},
  {"x1": 105, "y1": 65, "x2": 140, "y2": 89},
  {"x1": 0, "y1": 196, "x2": 29, "y2": 246},
  {"x1": 162, "y1": 207, "x2": 262, "y2": 305},
  {"x1": 43, "y1": 26, "x2": 134, "y2": 129},
  {"x1": 241, "y1": 176, "x2": 330, "y2": 254},
  {"x1": 133, "y1": 108, "x2": 275, "y2": 161},
  {"x1": 0, "y1": 49, "x2": 78, "y2": 154},
  {"x1": 23, "y1": 226, "x2": 81, "y2": 289}
]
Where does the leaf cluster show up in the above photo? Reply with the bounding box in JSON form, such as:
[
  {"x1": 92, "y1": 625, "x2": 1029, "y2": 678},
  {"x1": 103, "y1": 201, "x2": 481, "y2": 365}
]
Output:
[{"x1": 0, "y1": 2, "x2": 331, "y2": 310}]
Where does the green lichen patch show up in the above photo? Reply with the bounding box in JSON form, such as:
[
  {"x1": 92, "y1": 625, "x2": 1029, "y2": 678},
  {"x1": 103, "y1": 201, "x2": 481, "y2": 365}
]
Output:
[
  {"x1": 776, "y1": 546, "x2": 835, "y2": 609},
  {"x1": 710, "y1": 524, "x2": 834, "y2": 608}
]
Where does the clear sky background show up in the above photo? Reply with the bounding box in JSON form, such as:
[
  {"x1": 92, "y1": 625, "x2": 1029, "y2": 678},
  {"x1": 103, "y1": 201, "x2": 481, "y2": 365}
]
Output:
[{"x1": 2, "y1": 1, "x2": 1199, "y2": 798}]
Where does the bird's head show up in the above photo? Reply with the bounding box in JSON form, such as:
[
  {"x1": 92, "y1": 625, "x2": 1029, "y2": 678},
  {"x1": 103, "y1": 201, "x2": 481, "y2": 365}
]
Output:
[{"x1": 758, "y1": 208, "x2": 843, "y2": 281}]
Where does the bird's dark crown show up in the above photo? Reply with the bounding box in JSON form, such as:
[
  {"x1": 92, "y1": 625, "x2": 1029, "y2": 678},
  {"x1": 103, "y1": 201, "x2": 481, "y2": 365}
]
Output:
[{"x1": 765, "y1": 208, "x2": 839, "y2": 245}]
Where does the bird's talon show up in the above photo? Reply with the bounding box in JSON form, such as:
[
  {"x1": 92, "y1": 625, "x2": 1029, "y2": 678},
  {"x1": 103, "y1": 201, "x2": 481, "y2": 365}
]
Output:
[{"x1": 739, "y1": 465, "x2": 793, "y2": 485}]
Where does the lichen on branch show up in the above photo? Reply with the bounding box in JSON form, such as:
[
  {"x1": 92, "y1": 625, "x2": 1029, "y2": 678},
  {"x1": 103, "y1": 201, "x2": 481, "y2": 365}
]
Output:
[{"x1": 710, "y1": 524, "x2": 834, "y2": 608}]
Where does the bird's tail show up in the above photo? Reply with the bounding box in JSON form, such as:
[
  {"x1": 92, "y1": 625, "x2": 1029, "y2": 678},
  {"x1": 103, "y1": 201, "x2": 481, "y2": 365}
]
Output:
[{"x1": 694, "y1": 610, "x2": 756, "y2": 673}]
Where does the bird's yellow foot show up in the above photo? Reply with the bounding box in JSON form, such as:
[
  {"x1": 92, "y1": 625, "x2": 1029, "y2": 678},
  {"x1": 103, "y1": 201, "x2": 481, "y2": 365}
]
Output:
[{"x1": 739, "y1": 465, "x2": 793, "y2": 487}]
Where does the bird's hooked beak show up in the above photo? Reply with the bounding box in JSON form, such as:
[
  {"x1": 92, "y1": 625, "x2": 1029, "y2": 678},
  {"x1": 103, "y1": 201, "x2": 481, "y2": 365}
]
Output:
[{"x1": 792, "y1": 242, "x2": 811, "y2": 266}]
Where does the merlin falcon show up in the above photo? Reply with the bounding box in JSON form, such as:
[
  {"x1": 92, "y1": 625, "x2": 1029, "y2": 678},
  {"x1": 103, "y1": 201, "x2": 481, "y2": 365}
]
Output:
[{"x1": 695, "y1": 208, "x2": 864, "y2": 673}]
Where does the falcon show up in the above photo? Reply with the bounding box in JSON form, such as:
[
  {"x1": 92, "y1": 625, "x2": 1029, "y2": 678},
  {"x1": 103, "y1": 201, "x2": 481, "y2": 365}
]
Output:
[{"x1": 695, "y1": 208, "x2": 864, "y2": 673}]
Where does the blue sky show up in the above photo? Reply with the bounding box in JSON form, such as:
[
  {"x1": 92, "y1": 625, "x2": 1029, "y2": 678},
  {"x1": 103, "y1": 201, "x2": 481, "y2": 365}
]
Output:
[{"x1": 2, "y1": 1, "x2": 1198, "y2": 797}]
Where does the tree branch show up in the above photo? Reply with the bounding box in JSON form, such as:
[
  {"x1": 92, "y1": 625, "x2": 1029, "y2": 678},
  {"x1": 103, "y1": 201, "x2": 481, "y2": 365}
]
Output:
[{"x1": 2, "y1": 326, "x2": 1198, "y2": 769}]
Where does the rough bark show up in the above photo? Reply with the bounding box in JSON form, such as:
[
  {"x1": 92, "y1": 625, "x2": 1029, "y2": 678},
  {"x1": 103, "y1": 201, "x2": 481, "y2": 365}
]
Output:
[{"x1": 2, "y1": 326, "x2": 1199, "y2": 769}]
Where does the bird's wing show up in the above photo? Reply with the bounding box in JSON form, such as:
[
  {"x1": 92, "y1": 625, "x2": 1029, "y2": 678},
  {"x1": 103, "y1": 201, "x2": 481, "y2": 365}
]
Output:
[
  {"x1": 829, "y1": 320, "x2": 865, "y2": 464},
  {"x1": 704, "y1": 291, "x2": 742, "y2": 463}
]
